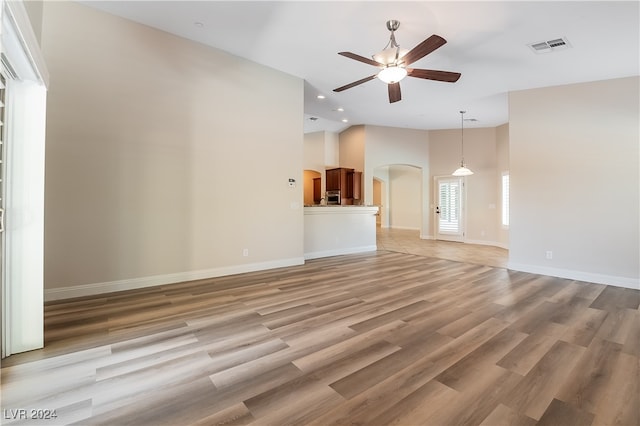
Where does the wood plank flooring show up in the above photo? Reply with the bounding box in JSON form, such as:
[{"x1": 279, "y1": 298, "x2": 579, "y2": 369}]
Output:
[
  {"x1": 376, "y1": 228, "x2": 509, "y2": 268},
  {"x1": 1, "y1": 249, "x2": 638, "y2": 425}
]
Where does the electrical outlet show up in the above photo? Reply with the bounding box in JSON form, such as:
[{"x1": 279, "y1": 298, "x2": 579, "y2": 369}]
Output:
[
  {"x1": 243, "y1": 248, "x2": 249, "y2": 257},
  {"x1": 546, "y1": 250, "x2": 553, "y2": 260}
]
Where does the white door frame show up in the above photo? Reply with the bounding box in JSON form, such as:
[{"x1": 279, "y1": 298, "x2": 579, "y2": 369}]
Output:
[
  {"x1": 1, "y1": 0, "x2": 49, "y2": 358},
  {"x1": 434, "y1": 175, "x2": 467, "y2": 242}
]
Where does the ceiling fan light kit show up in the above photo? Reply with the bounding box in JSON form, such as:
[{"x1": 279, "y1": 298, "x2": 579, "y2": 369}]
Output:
[
  {"x1": 334, "y1": 20, "x2": 461, "y2": 103},
  {"x1": 378, "y1": 66, "x2": 407, "y2": 84},
  {"x1": 452, "y1": 110, "x2": 474, "y2": 177}
]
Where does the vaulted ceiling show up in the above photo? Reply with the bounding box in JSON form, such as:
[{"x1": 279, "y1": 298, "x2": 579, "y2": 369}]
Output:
[{"x1": 81, "y1": 1, "x2": 639, "y2": 133}]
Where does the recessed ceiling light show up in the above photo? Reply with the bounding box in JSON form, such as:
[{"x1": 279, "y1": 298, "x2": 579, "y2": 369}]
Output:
[
  {"x1": 317, "y1": 95, "x2": 326, "y2": 99},
  {"x1": 341, "y1": 119, "x2": 349, "y2": 123},
  {"x1": 194, "y1": 22, "x2": 204, "y2": 28},
  {"x1": 337, "y1": 107, "x2": 344, "y2": 112}
]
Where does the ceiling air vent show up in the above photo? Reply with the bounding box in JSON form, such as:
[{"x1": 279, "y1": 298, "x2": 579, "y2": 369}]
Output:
[{"x1": 527, "y1": 37, "x2": 571, "y2": 54}]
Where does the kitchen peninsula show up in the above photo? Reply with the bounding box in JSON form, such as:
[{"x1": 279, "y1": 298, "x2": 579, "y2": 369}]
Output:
[{"x1": 304, "y1": 205, "x2": 379, "y2": 259}]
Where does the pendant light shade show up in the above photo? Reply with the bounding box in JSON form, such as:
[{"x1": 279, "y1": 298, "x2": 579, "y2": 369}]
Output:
[
  {"x1": 452, "y1": 110, "x2": 473, "y2": 176},
  {"x1": 452, "y1": 165, "x2": 474, "y2": 176}
]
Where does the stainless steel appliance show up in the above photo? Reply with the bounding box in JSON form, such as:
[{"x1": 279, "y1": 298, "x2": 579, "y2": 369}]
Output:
[{"x1": 326, "y1": 190, "x2": 341, "y2": 205}]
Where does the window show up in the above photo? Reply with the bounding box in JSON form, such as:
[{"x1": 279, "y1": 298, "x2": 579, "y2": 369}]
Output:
[{"x1": 502, "y1": 172, "x2": 510, "y2": 228}]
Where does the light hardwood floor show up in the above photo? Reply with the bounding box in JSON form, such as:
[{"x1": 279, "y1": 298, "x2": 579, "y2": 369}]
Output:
[
  {"x1": 1, "y1": 239, "x2": 638, "y2": 425},
  {"x1": 376, "y1": 228, "x2": 509, "y2": 268}
]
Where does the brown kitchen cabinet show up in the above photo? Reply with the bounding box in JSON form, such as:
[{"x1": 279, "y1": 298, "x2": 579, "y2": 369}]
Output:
[
  {"x1": 352, "y1": 171, "x2": 362, "y2": 201},
  {"x1": 313, "y1": 178, "x2": 322, "y2": 204},
  {"x1": 325, "y1": 168, "x2": 362, "y2": 205},
  {"x1": 325, "y1": 168, "x2": 342, "y2": 191}
]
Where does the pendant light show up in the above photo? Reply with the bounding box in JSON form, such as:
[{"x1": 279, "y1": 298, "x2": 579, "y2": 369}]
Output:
[{"x1": 452, "y1": 110, "x2": 474, "y2": 176}]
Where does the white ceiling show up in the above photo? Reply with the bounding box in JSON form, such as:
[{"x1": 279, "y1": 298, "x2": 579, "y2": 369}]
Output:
[{"x1": 81, "y1": 1, "x2": 639, "y2": 133}]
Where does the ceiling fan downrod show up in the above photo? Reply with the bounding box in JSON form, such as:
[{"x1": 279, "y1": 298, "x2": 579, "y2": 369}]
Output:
[{"x1": 384, "y1": 20, "x2": 401, "y2": 51}]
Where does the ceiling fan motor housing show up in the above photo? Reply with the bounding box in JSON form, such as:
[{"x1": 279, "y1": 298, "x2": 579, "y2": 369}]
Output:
[{"x1": 386, "y1": 20, "x2": 400, "y2": 32}]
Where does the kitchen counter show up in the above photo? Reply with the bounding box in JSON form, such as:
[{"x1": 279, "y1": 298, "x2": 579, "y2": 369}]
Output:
[{"x1": 304, "y1": 205, "x2": 379, "y2": 259}]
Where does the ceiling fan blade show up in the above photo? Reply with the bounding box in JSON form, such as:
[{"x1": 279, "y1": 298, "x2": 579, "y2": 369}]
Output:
[
  {"x1": 338, "y1": 52, "x2": 383, "y2": 67},
  {"x1": 333, "y1": 74, "x2": 378, "y2": 92},
  {"x1": 407, "y1": 68, "x2": 461, "y2": 83},
  {"x1": 388, "y1": 82, "x2": 401, "y2": 103},
  {"x1": 401, "y1": 35, "x2": 447, "y2": 66}
]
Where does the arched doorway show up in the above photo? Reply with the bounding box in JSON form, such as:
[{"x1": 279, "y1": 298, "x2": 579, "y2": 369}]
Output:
[
  {"x1": 373, "y1": 164, "x2": 423, "y2": 232},
  {"x1": 303, "y1": 169, "x2": 322, "y2": 205}
]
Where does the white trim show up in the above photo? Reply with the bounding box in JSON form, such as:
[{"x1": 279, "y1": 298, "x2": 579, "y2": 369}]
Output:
[
  {"x1": 433, "y1": 175, "x2": 466, "y2": 243},
  {"x1": 303, "y1": 206, "x2": 379, "y2": 215},
  {"x1": 507, "y1": 262, "x2": 639, "y2": 290},
  {"x1": 304, "y1": 245, "x2": 377, "y2": 260},
  {"x1": 4, "y1": 0, "x2": 49, "y2": 86},
  {"x1": 45, "y1": 257, "x2": 305, "y2": 301},
  {"x1": 389, "y1": 225, "x2": 420, "y2": 231},
  {"x1": 420, "y1": 234, "x2": 434, "y2": 240}
]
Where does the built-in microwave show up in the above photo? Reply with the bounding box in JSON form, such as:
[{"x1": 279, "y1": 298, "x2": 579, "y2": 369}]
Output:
[{"x1": 326, "y1": 190, "x2": 341, "y2": 205}]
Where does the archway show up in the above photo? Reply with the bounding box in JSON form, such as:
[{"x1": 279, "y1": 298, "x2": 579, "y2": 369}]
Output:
[
  {"x1": 303, "y1": 169, "x2": 322, "y2": 205},
  {"x1": 373, "y1": 164, "x2": 424, "y2": 233}
]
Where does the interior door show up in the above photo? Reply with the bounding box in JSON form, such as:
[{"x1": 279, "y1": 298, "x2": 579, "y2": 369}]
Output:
[{"x1": 435, "y1": 176, "x2": 464, "y2": 242}]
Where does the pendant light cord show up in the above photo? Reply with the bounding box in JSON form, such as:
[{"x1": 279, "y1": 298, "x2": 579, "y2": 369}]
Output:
[{"x1": 460, "y1": 110, "x2": 465, "y2": 165}]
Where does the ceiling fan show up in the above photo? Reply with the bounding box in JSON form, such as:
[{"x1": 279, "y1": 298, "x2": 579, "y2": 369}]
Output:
[{"x1": 333, "y1": 20, "x2": 461, "y2": 103}]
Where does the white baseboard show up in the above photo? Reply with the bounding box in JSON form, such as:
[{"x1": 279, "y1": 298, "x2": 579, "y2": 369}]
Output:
[
  {"x1": 45, "y1": 257, "x2": 306, "y2": 301},
  {"x1": 389, "y1": 226, "x2": 421, "y2": 231},
  {"x1": 304, "y1": 245, "x2": 378, "y2": 260},
  {"x1": 507, "y1": 262, "x2": 639, "y2": 290}
]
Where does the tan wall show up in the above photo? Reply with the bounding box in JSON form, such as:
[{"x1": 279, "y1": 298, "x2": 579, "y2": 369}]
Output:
[
  {"x1": 388, "y1": 166, "x2": 422, "y2": 230},
  {"x1": 303, "y1": 170, "x2": 321, "y2": 205},
  {"x1": 339, "y1": 125, "x2": 365, "y2": 172},
  {"x1": 496, "y1": 123, "x2": 510, "y2": 247},
  {"x1": 41, "y1": 2, "x2": 304, "y2": 293},
  {"x1": 303, "y1": 131, "x2": 326, "y2": 173},
  {"x1": 429, "y1": 127, "x2": 499, "y2": 244},
  {"x1": 509, "y1": 77, "x2": 639, "y2": 285},
  {"x1": 363, "y1": 125, "x2": 430, "y2": 236},
  {"x1": 23, "y1": 0, "x2": 44, "y2": 44}
]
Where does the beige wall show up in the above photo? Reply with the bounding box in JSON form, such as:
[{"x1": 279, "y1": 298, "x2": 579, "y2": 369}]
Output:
[
  {"x1": 339, "y1": 125, "x2": 365, "y2": 172},
  {"x1": 388, "y1": 166, "x2": 422, "y2": 230},
  {"x1": 429, "y1": 127, "x2": 500, "y2": 245},
  {"x1": 38, "y1": 1, "x2": 638, "y2": 295},
  {"x1": 496, "y1": 123, "x2": 510, "y2": 247},
  {"x1": 303, "y1": 131, "x2": 326, "y2": 174},
  {"x1": 509, "y1": 77, "x2": 639, "y2": 287},
  {"x1": 303, "y1": 170, "x2": 321, "y2": 205},
  {"x1": 41, "y1": 2, "x2": 304, "y2": 296},
  {"x1": 364, "y1": 125, "x2": 430, "y2": 236},
  {"x1": 23, "y1": 0, "x2": 44, "y2": 44}
]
